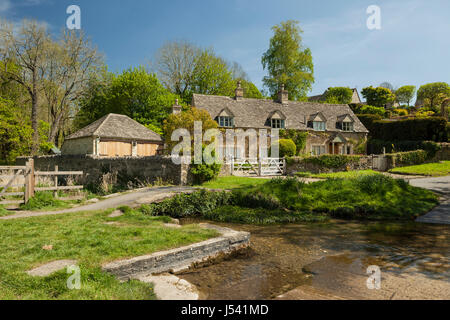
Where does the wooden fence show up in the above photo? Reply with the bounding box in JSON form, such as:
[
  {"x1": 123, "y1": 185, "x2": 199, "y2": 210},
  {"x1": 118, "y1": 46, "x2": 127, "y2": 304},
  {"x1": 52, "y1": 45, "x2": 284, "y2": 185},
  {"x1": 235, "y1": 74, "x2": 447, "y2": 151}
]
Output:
[{"x1": 0, "y1": 159, "x2": 83, "y2": 205}]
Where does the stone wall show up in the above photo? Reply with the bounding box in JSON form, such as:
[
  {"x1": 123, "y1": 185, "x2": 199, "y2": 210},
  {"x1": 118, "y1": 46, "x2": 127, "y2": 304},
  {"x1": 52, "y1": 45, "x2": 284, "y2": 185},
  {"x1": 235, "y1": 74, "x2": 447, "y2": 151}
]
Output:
[
  {"x1": 433, "y1": 143, "x2": 450, "y2": 161},
  {"x1": 16, "y1": 155, "x2": 191, "y2": 187},
  {"x1": 286, "y1": 155, "x2": 373, "y2": 175},
  {"x1": 61, "y1": 137, "x2": 94, "y2": 155}
]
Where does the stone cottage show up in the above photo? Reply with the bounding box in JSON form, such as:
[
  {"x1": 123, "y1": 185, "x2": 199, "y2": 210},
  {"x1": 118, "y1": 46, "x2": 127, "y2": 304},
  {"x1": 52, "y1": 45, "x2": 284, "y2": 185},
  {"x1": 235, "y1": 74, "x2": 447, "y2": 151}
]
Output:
[
  {"x1": 61, "y1": 113, "x2": 164, "y2": 157},
  {"x1": 192, "y1": 83, "x2": 369, "y2": 157}
]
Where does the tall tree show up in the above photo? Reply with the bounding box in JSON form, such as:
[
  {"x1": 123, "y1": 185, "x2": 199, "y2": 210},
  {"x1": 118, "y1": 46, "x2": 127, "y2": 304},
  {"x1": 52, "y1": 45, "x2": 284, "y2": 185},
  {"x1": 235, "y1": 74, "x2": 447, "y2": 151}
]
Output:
[
  {"x1": 417, "y1": 82, "x2": 450, "y2": 110},
  {"x1": 361, "y1": 86, "x2": 395, "y2": 108},
  {"x1": 395, "y1": 85, "x2": 416, "y2": 106},
  {"x1": 0, "y1": 19, "x2": 50, "y2": 154},
  {"x1": 154, "y1": 41, "x2": 201, "y2": 101},
  {"x1": 41, "y1": 30, "x2": 102, "y2": 144},
  {"x1": 74, "y1": 67, "x2": 176, "y2": 134},
  {"x1": 261, "y1": 20, "x2": 314, "y2": 100}
]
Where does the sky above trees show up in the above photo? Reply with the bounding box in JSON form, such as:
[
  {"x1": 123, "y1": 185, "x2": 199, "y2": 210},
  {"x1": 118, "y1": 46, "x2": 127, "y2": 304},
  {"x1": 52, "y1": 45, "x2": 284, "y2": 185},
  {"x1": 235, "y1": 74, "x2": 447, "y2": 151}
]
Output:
[{"x1": 1, "y1": 0, "x2": 449, "y2": 98}]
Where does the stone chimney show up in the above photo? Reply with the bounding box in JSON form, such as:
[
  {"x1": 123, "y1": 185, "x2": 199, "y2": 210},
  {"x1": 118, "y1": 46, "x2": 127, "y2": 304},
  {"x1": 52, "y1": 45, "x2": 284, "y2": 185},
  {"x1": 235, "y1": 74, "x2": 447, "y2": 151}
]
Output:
[
  {"x1": 235, "y1": 81, "x2": 244, "y2": 100},
  {"x1": 278, "y1": 84, "x2": 288, "y2": 104},
  {"x1": 172, "y1": 99, "x2": 182, "y2": 114}
]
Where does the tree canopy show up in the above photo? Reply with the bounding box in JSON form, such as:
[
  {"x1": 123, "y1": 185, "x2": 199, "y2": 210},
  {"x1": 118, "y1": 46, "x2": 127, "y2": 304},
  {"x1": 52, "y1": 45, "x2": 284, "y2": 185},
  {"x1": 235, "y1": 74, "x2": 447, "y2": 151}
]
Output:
[
  {"x1": 361, "y1": 86, "x2": 395, "y2": 108},
  {"x1": 395, "y1": 85, "x2": 416, "y2": 106},
  {"x1": 261, "y1": 20, "x2": 314, "y2": 101},
  {"x1": 74, "y1": 67, "x2": 176, "y2": 135},
  {"x1": 417, "y1": 82, "x2": 450, "y2": 110},
  {"x1": 324, "y1": 87, "x2": 353, "y2": 104}
]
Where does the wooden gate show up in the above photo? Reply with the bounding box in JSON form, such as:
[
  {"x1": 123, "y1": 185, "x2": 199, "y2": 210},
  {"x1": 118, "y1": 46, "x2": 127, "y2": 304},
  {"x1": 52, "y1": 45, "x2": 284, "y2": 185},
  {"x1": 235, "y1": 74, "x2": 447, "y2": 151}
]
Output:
[
  {"x1": 0, "y1": 159, "x2": 83, "y2": 205},
  {"x1": 231, "y1": 158, "x2": 285, "y2": 177}
]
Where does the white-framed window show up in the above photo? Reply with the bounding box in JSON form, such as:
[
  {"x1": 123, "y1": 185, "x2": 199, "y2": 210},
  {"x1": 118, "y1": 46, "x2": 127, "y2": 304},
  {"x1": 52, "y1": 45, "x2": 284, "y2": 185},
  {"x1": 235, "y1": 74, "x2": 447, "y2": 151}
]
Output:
[
  {"x1": 271, "y1": 118, "x2": 285, "y2": 129},
  {"x1": 311, "y1": 145, "x2": 326, "y2": 156},
  {"x1": 218, "y1": 116, "x2": 234, "y2": 128},
  {"x1": 342, "y1": 122, "x2": 354, "y2": 132},
  {"x1": 313, "y1": 121, "x2": 326, "y2": 131}
]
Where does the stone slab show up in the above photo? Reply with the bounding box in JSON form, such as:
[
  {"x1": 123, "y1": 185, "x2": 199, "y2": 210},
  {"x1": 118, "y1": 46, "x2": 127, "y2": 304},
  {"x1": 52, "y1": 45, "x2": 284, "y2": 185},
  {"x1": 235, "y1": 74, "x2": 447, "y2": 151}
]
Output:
[
  {"x1": 27, "y1": 260, "x2": 77, "y2": 277},
  {"x1": 138, "y1": 274, "x2": 199, "y2": 300}
]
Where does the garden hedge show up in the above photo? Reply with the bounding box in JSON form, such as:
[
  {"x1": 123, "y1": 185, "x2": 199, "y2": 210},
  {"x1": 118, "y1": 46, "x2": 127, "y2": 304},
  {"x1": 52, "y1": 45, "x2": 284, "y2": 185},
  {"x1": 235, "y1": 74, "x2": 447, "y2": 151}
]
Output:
[
  {"x1": 386, "y1": 150, "x2": 428, "y2": 167},
  {"x1": 367, "y1": 140, "x2": 441, "y2": 159},
  {"x1": 370, "y1": 117, "x2": 448, "y2": 142},
  {"x1": 356, "y1": 114, "x2": 383, "y2": 133},
  {"x1": 302, "y1": 154, "x2": 362, "y2": 168}
]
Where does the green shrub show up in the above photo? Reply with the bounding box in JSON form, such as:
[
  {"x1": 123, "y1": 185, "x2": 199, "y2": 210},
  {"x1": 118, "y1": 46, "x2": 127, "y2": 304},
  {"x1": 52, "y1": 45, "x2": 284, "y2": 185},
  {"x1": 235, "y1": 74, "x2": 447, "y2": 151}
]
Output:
[
  {"x1": 278, "y1": 139, "x2": 297, "y2": 157},
  {"x1": 190, "y1": 162, "x2": 222, "y2": 185},
  {"x1": 386, "y1": 150, "x2": 428, "y2": 167},
  {"x1": 367, "y1": 140, "x2": 441, "y2": 159},
  {"x1": 303, "y1": 154, "x2": 361, "y2": 168},
  {"x1": 20, "y1": 192, "x2": 69, "y2": 210},
  {"x1": 279, "y1": 129, "x2": 308, "y2": 155},
  {"x1": 142, "y1": 190, "x2": 232, "y2": 218},
  {"x1": 370, "y1": 117, "x2": 448, "y2": 142},
  {"x1": 350, "y1": 104, "x2": 385, "y2": 116}
]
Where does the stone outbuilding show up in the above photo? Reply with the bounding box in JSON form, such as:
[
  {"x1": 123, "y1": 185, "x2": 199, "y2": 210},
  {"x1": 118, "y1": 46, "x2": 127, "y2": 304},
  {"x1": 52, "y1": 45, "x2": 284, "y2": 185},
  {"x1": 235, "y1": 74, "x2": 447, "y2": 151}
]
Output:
[{"x1": 61, "y1": 113, "x2": 164, "y2": 157}]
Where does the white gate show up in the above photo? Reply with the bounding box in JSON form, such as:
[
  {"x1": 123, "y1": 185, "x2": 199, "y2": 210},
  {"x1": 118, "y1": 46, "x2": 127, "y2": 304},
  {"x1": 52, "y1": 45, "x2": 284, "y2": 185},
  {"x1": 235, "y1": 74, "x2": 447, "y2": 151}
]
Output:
[{"x1": 231, "y1": 158, "x2": 285, "y2": 176}]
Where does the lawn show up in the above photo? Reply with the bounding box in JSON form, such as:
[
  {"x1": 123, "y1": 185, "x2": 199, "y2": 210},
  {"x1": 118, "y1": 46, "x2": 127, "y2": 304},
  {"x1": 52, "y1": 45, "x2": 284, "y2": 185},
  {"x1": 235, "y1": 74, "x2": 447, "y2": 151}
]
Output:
[
  {"x1": 389, "y1": 161, "x2": 450, "y2": 177},
  {"x1": 0, "y1": 209, "x2": 217, "y2": 299},
  {"x1": 295, "y1": 170, "x2": 382, "y2": 179},
  {"x1": 201, "y1": 176, "x2": 271, "y2": 190}
]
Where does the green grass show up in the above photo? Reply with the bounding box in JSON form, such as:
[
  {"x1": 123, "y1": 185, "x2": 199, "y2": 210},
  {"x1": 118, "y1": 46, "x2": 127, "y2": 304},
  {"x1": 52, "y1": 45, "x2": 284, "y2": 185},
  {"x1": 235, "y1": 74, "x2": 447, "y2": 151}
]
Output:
[
  {"x1": 205, "y1": 205, "x2": 328, "y2": 224},
  {"x1": 200, "y1": 176, "x2": 271, "y2": 190},
  {"x1": 0, "y1": 209, "x2": 217, "y2": 300},
  {"x1": 389, "y1": 161, "x2": 450, "y2": 177},
  {"x1": 295, "y1": 170, "x2": 382, "y2": 179},
  {"x1": 230, "y1": 176, "x2": 439, "y2": 221},
  {"x1": 0, "y1": 205, "x2": 9, "y2": 217}
]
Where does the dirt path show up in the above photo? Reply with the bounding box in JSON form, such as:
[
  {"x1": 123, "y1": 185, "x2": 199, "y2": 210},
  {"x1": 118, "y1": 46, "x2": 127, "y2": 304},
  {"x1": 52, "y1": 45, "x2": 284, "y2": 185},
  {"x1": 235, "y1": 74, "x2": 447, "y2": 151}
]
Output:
[{"x1": 0, "y1": 186, "x2": 195, "y2": 221}]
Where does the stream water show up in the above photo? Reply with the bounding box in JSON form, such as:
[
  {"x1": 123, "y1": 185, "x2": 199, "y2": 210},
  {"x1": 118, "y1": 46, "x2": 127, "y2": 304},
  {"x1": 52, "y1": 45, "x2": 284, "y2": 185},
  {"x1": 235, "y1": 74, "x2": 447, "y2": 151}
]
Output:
[{"x1": 179, "y1": 219, "x2": 449, "y2": 300}]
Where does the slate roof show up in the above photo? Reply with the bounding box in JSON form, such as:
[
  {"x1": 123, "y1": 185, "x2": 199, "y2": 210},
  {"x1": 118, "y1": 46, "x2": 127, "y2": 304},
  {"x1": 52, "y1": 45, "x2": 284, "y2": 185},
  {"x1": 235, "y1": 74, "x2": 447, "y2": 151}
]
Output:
[
  {"x1": 66, "y1": 113, "x2": 163, "y2": 142},
  {"x1": 192, "y1": 94, "x2": 369, "y2": 133}
]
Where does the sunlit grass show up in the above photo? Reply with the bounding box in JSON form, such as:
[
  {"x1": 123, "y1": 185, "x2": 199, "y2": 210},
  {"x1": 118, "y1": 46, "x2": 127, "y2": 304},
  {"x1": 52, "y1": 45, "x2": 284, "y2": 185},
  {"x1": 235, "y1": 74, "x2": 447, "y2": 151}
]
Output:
[{"x1": 389, "y1": 161, "x2": 450, "y2": 177}]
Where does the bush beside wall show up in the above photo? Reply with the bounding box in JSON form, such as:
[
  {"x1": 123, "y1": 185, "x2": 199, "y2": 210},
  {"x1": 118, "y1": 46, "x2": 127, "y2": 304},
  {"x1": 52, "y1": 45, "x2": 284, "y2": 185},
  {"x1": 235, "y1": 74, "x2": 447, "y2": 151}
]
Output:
[
  {"x1": 367, "y1": 140, "x2": 441, "y2": 159},
  {"x1": 385, "y1": 150, "x2": 428, "y2": 168}
]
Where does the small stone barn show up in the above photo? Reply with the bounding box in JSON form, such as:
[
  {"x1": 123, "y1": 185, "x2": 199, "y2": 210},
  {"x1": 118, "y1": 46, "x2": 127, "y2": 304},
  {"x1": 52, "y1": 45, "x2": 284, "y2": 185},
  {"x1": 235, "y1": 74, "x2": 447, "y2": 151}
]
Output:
[{"x1": 61, "y1": 113, "x2": 164, "y2": 157}]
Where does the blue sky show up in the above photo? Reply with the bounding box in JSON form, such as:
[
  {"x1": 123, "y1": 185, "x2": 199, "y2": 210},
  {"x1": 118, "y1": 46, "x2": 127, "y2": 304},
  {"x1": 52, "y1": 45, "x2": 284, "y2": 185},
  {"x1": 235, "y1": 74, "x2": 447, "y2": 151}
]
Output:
[{"x1": 1, "y1": 0, "x2": 449, "y2": 98}]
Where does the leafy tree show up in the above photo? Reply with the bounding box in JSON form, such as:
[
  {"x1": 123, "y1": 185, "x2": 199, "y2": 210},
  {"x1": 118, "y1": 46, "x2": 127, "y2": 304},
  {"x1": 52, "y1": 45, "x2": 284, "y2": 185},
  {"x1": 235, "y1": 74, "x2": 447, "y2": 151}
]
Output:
[
  {"x1": 74, "y1": 67, "x2": 176, "y2": 133},
  {"x1": 361, "y1": 86, "x2": 395, "y2": 108},
  {"x1": 191, "y1": 50, "x2": 235, "y2": 96},
  {"x1": 0, "y1": 98, "x2": 32, "y2": 163},
  {"x1": 379, "y1": 82, "x2": 395, "y2": 92},
  {"x1": 324, "y1": 87, "x2": 353, "y2": 104},
  {"x1": 395, "y1": 85, "x2": 416, "y2": 106},
  {"x1": 163, "y1": 107, "x2": 218, "y2": 152},
  {"x1": 0, "y1": 19, "x2": 51, "y2": 154},
  {"x1": 417, "y1": 82, "x2": 450, "y2": 110},
  {"x1": 261, "y1": 20, "x2": 314, "y2": 100},
  {"x1": 280, "y1": 129, "x2": 308, "y2": 154},
  {"x1": 154, "y1": 41, "x2": 262, "y2": 102}
]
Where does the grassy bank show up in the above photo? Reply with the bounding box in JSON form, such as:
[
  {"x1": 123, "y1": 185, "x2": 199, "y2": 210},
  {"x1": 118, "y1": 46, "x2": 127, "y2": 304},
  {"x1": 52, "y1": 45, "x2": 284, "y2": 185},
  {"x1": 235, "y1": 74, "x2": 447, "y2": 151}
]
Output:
[
  {"x1": 0, "y1": 209, "x2": 217, "y2": 299},
  {"x1": 200, "y1": 176, "x2": 271, "y2": 190},
  {"x1": 142, "y1": 176, "x2": 438, "y2": 224},
  {"x1": 389, "y1": 161, "x2": 450, "y2": 177},
  {"x1": 295, "y1": 170, "x2": 381, "y2": 179}
]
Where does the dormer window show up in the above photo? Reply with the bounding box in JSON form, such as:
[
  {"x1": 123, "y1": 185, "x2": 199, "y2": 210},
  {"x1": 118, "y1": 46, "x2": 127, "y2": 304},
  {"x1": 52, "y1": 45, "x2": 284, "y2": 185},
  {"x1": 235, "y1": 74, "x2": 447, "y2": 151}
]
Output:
[
  {"x1": 313, "y1": 121, "x2": 326, "y2": 131},
  {"x1": 271, "y1": 119, "x2": 285, "y2": 129},
  {"x1": 342, "y1": 122, "x2": 354, "y2": 132},
  {"x1": 218, "y1": 116, "x2": 234, "y2": 128},
  {"x1": 337, "y1": 115, "x2": 354, "y2": 132}
]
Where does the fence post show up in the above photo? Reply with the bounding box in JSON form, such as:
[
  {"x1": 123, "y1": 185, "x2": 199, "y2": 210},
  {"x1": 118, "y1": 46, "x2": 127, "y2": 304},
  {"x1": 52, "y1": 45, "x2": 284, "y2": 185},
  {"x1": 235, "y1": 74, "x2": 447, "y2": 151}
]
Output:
[
  {"x1": 283, "y1": 158, "x2": 287, "y2": 175},
  {"x1": 54, "y1": 165, "x2": 58, "y2": 198},
  {"x1": 24, "y1": 159, "x2": 35, "y2": 203},
  {"x1": 258, "y1": 159, "x2": 262, "y2": 176}
]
